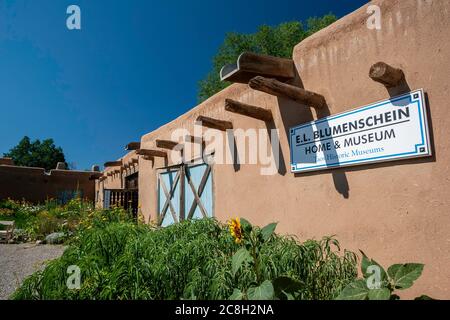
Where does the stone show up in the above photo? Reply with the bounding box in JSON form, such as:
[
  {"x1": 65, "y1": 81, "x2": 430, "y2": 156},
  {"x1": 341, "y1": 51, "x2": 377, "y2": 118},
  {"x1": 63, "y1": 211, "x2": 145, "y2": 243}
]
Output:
[{"x1": 45, "y1": 232, "x2": 65, "y2": 244}]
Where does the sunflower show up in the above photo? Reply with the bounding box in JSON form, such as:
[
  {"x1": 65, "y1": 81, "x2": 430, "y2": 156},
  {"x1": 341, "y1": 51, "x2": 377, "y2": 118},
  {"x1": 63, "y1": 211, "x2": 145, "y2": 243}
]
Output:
[{"x1": 228, "y1": 217, "x2": 243, "y2": 244}]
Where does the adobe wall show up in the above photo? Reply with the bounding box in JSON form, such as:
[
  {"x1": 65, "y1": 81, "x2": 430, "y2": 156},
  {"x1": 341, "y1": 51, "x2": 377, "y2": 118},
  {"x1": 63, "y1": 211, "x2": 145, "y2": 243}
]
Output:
[
  {"x1": 136, "y1": 0, "x2": 449, "y2": 298},
  {"x1": 95, "y1": 151, "x2": 139, "y2": 208},
  {"x1": 0, "y1": 165, "x2": 96, "y2": 203}
]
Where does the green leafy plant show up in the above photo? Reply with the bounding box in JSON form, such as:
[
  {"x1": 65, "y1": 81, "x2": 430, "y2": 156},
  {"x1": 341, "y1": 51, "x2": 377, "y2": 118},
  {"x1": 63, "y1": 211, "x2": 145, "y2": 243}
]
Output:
[
  {"x1": 229, "y1": 218, "x2": 279, "y2": 300},
  {"x1": 228, "y1": 218, "x2": 355, "y2": 300},
  {"x1": 13, "y1": 218, "x2": 357, "y2": 300},
  {"x1": 336, "y1": 251, "x2": 432, "y2": 300},
  {"x1": 1, "y1": 198, "x2": 133, "y2": 242},
  {"x1": 3, "y1": 136, "x2": 66, "y2": 171}
]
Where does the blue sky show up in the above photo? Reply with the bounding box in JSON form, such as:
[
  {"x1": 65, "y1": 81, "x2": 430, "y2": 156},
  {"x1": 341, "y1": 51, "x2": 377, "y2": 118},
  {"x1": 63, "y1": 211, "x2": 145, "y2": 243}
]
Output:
[{"x1": 0, "y1": 0, "x2": 367, "y2": 170}]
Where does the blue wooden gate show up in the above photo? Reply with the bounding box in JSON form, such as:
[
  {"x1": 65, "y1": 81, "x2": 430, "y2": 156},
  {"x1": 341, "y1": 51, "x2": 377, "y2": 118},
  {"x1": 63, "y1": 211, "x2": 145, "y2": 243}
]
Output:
[{"x1": 158, "y1": 163, "x2": 213, "y2": 227}]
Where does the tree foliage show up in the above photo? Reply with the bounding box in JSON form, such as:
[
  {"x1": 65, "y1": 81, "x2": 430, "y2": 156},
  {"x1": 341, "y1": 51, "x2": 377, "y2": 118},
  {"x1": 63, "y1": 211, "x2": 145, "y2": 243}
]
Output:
[
  {"x1": 3, "y1": 136, "x2": 66, "y2": 171},
  {"x1": 198, "y1": 14, "x2": 337, "y2": 102}
]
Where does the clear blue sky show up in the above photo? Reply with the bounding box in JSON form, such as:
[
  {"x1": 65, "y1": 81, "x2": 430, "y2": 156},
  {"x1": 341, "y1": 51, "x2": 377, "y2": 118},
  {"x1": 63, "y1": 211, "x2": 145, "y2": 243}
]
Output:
[{"x1": 0, "y1": 0, "x2": 367, "y2": 170}]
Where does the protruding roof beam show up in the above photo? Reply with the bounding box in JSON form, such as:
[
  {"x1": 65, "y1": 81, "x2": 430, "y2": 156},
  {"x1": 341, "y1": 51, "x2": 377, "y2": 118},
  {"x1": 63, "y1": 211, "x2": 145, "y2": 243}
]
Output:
[
  {"x1": 99, "y1": 176, "x2": 107, "y2": 182},
  {"x1": 136, "y1": 149, "x2": 167, "y2": 158},
  {"x1": 125, "y1": 142, "x2": 141, "y2": 151},
  {"x1": 369, "y1": 62, "x2": 405, "y2": 88},
  {"x1": 224, "y1": 99, "x2": 272, "y2": 122},
  {"x1": 249, "y1": 76, "x2": 326, "y2": 109},
  {"x1": 104, "y1": 160, "x2": 122, "y2": 167},
  {"x1": 196, "y1": 116, "x2": 233, "y2": 131},
  {"x1": 220, "y1": 52, "x2": 295, "y2": 84},
  {"x1": 156, "y1": 139, "x2": 180, "y2": 150}
]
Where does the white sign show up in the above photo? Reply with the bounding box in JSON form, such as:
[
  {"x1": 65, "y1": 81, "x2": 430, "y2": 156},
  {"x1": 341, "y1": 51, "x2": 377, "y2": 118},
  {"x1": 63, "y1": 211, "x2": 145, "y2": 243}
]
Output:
[{"x1": 290, "y1": 90, "x2": 431, "y2": 173}]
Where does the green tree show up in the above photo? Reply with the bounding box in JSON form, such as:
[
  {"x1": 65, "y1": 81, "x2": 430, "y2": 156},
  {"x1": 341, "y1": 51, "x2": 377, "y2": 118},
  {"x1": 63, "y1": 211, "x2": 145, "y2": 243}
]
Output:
[
  {"x1": 198, "y1": 14, "x2": 337, "y2": 102},
  {"x1": 3, "y1": 136, "x2": 67, "y2": 171}
]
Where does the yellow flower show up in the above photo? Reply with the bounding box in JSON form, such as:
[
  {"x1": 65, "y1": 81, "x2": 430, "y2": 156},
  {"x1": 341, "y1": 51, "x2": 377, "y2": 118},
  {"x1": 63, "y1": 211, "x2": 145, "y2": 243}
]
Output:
[{"x1": 228, "y1": 217, "x2": 243, "y2": 244}]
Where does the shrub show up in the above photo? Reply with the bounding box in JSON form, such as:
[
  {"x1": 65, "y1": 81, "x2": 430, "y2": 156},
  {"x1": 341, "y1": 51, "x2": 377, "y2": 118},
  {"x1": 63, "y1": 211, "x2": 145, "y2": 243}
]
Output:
[
  {"x1": 12, "y1": 218, "x2": 357, "y2": 300},
  {"x1": 336, "y1": 250, "x2": 432, "y2": 300},
  {"x1": 0, "y1": 198, "x2": 133, "y2": 242}
]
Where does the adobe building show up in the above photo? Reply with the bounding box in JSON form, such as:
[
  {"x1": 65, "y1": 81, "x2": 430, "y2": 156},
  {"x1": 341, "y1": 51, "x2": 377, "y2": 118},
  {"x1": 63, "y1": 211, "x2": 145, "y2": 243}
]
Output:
[
  {"x1": 0, "y1": 158, "x2": 101, "y2": 203},
  {"x1": 95, "y1": 149, "x2": 139, "y2": 215},
  {"x1": 97, "y1": 0, "x2": 450, "y2": 298}
]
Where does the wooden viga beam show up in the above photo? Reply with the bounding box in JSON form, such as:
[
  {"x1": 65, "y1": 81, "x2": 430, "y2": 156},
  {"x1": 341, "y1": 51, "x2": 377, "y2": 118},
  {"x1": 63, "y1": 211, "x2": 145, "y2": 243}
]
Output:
[
  {"x1": 135, "y1": 149, "x2": 167, "y2": 158},
  {"x1": 220, "y1": 52, "x2": 295, "y2": 84},
  {"x1": 125, "y1": 142, "x2": 141, "y2": 151},
  {"x1": 196, "y1": 115, "x2": 233, "y2": 131},
  {"x1": 248, "y1": 76, "x2": 326, "y2": 109},
  {"x1": 104, "y1": 160, "x2": 122, "y2": 167},
  {"x1": 224, "y1": 99, "x2": 272, "y2": 122},
  {"x1": 156, "y1": 139, "x2": 180, "y2": 150},
  {"x1": 369, "y1": 62, "x2": 404, "y2": 88}
]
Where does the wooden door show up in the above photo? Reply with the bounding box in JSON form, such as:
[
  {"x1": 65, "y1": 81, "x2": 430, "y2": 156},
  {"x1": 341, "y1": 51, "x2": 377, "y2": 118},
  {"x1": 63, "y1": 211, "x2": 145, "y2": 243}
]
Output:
[{"x1": 157, "y1": 163, "x2": 213, "y2": 226}]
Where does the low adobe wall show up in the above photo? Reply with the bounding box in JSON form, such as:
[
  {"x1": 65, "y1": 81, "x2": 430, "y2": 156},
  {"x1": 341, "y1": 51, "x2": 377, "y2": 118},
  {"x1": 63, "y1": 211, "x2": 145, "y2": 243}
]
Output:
[
  {"x1": 0, "y1": 165, "x2": 96, "y2": 203},
  {"x1": 137, "y1": 0, "x2": 449, "y2": 298}
]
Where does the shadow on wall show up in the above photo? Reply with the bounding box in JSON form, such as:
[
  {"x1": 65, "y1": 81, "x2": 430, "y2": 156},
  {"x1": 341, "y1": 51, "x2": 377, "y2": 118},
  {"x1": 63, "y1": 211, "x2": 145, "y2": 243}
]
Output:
[
  {"x1": 275, "y1": 73, "x2": 351, "y2": 199},
  {"x1": 275, "y1": 65, "x2": 437, "y2": 199},
  {"x1": 265, "y1": 118, "x2": 286, "y2": 176},
  {"x1": 227, "y1": 131, "x2": 241, "y2": 172}
]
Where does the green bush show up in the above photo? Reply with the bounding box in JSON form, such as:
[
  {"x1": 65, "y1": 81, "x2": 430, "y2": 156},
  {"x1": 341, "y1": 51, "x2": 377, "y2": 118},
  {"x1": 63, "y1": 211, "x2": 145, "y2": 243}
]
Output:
[
  {"x1": 0, "y1": 198, "x2": 134, "y2": 241},
  {"x1": 12, "y1": 218, "x2": 357, "y2": 300},
  {"x1": 198, "y1": 14, "x2": 337, "y2": 102},
  {"x1": 336, "y1": 251, "x2": 432, "y2": 300}
]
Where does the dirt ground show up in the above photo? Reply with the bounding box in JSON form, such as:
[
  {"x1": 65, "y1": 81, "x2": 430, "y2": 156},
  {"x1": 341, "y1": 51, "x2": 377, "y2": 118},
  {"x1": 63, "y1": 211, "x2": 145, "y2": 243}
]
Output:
[{"x1": 0, "y1": 243, "x2": 65, "y2": 300}]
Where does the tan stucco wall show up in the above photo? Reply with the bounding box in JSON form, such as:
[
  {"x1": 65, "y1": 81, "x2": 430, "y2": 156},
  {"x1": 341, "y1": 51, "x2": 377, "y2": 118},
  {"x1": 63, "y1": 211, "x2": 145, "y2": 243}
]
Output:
[{"x1": 103, "y1": 0, "x2": 450, "y2": 298}]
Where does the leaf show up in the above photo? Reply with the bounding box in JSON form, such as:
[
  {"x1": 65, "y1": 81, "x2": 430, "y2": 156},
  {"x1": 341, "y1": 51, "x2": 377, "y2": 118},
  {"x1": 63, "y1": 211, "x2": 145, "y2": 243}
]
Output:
[
  {"x1": 387, "y1": 264, "x2": 424, "y2": 289},
  {"x1": 336, "y1": 280, "x2": 369, "y2": 300},
  {"x1": 229, "y1": 289, "x2": 244, "y2": 300},
  {"x1": 367, "y1": 288, "x2": 391, "y2": 300},
  {"x1": 261, "y1": 222, "x2": 277, "y2": 242},
  {"x1": 283, "y1": 291, "x2": 295, "y2": 300},
  {"x1": 231, "y1": 248, "x2": 252, "y2": 276},
  {"x1": 273, "y1": 276, "x2": 302, "y2": 299},
  {"x1": 359, "y1": 250, "x2": 387, "y2": 283},
  {"x1": 240, "y1": 218, "x2": 252, "y2": 233},
  {"x1": 414, "y1": 295, "x2": 435, "y2": 300},
  {"x1": 360, "y1": 250, "x2": 371, "y2": 275},
  {"x1": 247, "y1": 280, "x2": 274, "y2": 300}
]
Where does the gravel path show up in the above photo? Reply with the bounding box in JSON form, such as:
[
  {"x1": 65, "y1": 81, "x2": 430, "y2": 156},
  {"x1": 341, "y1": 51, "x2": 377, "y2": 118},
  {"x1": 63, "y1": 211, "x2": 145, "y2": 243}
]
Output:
[{"x1": 0, "y1": 244, "x2": 66, "y2": 300}]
